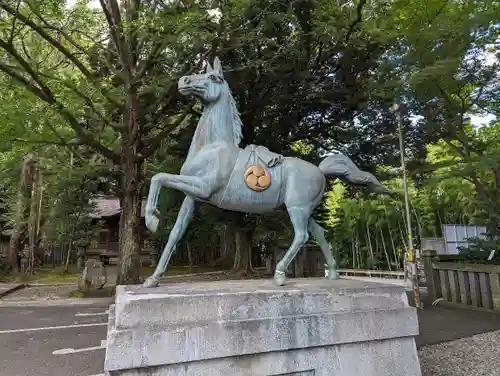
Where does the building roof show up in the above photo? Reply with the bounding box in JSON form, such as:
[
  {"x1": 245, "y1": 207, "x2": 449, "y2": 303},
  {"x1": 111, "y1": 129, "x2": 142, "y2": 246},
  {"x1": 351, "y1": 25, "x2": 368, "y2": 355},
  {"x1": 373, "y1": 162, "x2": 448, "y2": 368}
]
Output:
[{"x1": 0, "y1": 197, "x2": 145, "y2": 237}]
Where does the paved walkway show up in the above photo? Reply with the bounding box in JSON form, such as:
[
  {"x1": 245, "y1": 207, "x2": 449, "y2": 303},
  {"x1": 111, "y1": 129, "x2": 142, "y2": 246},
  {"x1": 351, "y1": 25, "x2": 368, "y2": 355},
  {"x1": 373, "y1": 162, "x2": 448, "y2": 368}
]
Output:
[
  {"x1": 0, "y1": 302, "x2": 109, "y2": 376},
  {"x1": 2, "y1": 276, "x2": 500, "y2": 376},
  {"x1": 341, "y1": 275, "x2": 428, "y2": 295},
  {"x1": 343, "y1": 276, "x2": 500, "y2": 347},
  {"x1": 1, "y1": 283, "x2": 500, "y2": 376},
  {"x1": 416, "y1": 304, "x2": 500, "y2": 347}
]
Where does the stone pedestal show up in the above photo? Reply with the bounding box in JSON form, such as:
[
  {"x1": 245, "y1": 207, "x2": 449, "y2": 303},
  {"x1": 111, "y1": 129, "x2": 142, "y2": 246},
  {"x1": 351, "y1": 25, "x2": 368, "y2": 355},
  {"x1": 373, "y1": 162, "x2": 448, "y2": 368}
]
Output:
[{"x1": 104, "y1": 278, "x2": 421, "y2": 376}]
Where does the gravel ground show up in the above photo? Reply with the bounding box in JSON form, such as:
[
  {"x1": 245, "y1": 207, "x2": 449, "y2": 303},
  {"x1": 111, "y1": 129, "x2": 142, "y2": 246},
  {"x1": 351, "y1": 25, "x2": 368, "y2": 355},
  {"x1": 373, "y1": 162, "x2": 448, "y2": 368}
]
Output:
[{"x1": 419, "y1": 329, "x2": 500, "y2": 376}]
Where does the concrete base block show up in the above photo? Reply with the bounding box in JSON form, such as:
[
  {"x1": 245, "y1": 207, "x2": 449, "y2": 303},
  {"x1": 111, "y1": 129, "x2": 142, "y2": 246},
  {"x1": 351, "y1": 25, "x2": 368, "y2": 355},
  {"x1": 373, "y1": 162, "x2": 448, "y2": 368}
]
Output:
[{"x1": 105, "y1": 278, "x2": 421, "y2": 376}]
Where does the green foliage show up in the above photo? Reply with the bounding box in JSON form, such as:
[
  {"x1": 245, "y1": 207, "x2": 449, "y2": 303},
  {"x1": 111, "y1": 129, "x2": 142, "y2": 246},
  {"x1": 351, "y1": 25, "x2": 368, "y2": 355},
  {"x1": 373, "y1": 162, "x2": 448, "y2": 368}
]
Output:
[
  {"x1": 42, "y1": 166, "x2": 97, "y2": 253},
  {"x1": 0, "y1": 254, "x2": 12, "y2": 279},
  {"x1": 0, "y1": 0, "x2": 498, "y2": 274},
  {"x1": 457, "y1": 237, "x2": 500, "y2": 265}
]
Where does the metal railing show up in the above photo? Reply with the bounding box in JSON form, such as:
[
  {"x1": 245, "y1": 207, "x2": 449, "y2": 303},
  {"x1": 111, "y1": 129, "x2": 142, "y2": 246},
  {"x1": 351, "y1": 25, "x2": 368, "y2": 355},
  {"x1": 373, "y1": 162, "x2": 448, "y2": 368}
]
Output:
[{"x1": 337, "y1": 268, "x2": 405, "y2": 280}]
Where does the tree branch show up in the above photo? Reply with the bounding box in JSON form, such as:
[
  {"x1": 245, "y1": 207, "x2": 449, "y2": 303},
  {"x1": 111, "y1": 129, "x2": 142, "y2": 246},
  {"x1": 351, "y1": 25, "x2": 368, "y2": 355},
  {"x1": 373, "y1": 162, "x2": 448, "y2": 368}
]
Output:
[
  {"x1": 10, "y1": 117, "x2": 87, "y2": 163},
  {"x1": 125, "y1": 0, "x2": 141, "y2": 67},
  {"x1": 98, "y1": 0, "x2": 122, "y2": 57},
  {"x1": 141, "y1": 105, "x2": 193, "y2": 158},
  {"x1": 0, "y1": 40, "x2": 119, "y2": 163},
  {"x1": 0, "y1": 59, "x2": 50, "y2": 101},
  {"x1": 12, "y1": 138, "x2": 80, "y2": 146},
  {"x1": 38, "y1": 71, "x2": 121, "y2": 131},
  {"x1": 0, "y1": 2, "x2": 91, "y2": 78},
  {"x1": 135, "y1": 38, "x2": 169, "y2": 82},
  {"x1": 8, "y1": 0, "x2": 23, "y2": 44},
  {"x1": 99, "y1": 0, "x2": 134, "y2": 83},
  {"x1": 345, "y1": 0, "x2": 367, "y2": 43},
  {"x1": 0, "y1": 1, "x2": 123, "y2": 109},
  {"x1": 26, "y1": 1, "x2": 87, "y2": 54},
  {"x1": 144, "y1": 52, "x2": 209, "y2": 131},
  {"x1": 427, "y1": 0, "x2": 450, "y2": 27}
]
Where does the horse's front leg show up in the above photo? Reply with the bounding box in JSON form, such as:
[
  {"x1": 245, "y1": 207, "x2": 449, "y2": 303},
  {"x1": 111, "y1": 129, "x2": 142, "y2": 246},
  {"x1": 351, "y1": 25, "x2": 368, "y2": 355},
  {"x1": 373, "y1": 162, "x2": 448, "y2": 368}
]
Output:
[
  {"x1": 145, "y1": 173, "x2": 211, "y2": 233},
  {"x1": 145, "y1": 174, "x2": 162, "y2": 233},
  {"x1": 143, "y1": 196, "x2": 196, "y2": 288},
  {"x1": 143, "y1": 172, "x2": 214, "y2": 288},
  {"x1": 151, "y1": 172, "x2": 213, "y2": 199}
]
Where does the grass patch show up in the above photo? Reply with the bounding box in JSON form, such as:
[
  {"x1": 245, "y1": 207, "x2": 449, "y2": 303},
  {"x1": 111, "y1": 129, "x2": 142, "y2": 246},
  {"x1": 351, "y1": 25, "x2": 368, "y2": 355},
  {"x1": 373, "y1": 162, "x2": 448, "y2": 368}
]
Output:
[
  {"x1": 6, "y1": 266, "x2": 80, "y2": 284},
  {"x1": 35, "y1": 271, "x2": 80, "y2": 284},
  {"x1": 33, "y1": 266, "x2": 81, "y2": 284},
  {"x1": 5, "y1": 263, "x2": 223, "y2": 285},
  {"x1": 69, "y1": 290, "x2": 85, "y2": 298}
]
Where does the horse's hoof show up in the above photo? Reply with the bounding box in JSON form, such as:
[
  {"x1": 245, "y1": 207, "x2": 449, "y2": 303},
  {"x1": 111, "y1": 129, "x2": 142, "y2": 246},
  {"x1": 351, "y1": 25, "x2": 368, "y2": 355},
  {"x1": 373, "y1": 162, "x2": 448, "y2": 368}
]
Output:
[
  {"x1": 326, "y1": 269, "x2": 340, "y2": 280},
  {"x1": 274, "y1": 271, "x2": 286, "y2": 286},
  {"x1": 145, "y1": 214, "x2": 159, "y2": 233},
  {"x1": 142, "y1": 276, "x2": 160, "y2": 288}
]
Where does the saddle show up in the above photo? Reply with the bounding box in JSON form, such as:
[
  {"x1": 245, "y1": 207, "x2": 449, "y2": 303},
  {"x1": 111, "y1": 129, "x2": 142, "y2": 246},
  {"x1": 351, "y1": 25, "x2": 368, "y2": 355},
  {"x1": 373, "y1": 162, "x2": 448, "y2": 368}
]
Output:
[
  {"x1": 218, "y1": 144, "x2": 284, "y2": 207},
  {"x1": 243, "y1": 145, "x2": 284, "y2": 192},
  {"x1": 245, "y1": 144, "x2": 284, "y2": 168}
]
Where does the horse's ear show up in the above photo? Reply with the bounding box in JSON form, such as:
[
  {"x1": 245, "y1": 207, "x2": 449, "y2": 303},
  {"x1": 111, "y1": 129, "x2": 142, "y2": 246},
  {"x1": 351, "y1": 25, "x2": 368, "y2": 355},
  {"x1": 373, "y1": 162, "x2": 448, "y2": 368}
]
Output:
[
  {"x1": 206, "y1": 60, "x2": 214, "y2": 72},
  {"x1": 213, "y1": 56, "x2": 223, "y2": 76}
]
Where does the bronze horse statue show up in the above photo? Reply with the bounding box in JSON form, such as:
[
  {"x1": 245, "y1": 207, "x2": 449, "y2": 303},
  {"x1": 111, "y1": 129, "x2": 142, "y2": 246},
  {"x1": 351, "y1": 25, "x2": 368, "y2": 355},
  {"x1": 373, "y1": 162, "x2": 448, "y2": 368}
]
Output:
[{"x1": 143, "y1": 57, "x2": 393, "y2": 288}]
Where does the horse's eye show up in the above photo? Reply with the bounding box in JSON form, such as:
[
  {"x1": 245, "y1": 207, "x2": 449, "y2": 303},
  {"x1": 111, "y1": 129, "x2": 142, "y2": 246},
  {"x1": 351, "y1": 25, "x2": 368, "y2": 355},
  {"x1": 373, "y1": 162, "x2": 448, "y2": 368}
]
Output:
[{"x1": 208, "y1": 74, "x2": 223, "y2": 83}]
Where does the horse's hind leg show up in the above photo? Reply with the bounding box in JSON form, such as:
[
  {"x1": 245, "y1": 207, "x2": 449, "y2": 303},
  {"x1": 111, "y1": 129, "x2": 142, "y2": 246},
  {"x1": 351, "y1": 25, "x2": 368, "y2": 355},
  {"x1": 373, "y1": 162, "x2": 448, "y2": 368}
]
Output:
[
  {"x1": 274, "y1": 207, "x2": 310, "y2": 286},
  {"x1": 308, "y1": 218, "x2": 340, "y2": 280}
]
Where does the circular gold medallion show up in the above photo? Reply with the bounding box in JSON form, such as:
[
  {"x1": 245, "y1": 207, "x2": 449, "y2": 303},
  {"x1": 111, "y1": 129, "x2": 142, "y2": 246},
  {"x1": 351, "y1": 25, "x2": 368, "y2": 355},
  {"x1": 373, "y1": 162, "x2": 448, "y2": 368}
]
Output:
[{"x1": 244, "y1": 165, "x2": 271, "y2": 191}]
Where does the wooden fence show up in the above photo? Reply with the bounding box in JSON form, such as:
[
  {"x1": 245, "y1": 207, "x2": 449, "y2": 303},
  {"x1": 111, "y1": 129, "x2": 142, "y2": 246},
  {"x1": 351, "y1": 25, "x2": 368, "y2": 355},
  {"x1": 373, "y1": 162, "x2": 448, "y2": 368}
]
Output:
[{"x1": 422, "y1": 249, "x2": 500, "y2": 311}]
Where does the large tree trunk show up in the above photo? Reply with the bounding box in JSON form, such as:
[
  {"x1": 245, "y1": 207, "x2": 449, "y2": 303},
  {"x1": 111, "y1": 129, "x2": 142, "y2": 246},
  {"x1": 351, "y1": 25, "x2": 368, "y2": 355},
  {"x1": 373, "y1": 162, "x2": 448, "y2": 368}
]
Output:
[
  {"x1": 64, "y1": 241, "x2": 73, "y2": 274},
  {"x1": 187, "y1": 241, "x2": 194, "y2": 273},
  {"x1": 218, "y1": 224, "x2": 235, "y2": 269},
  {"x1": 116, "y1": 152, "x2": 143, "y2": 285},
  {"x1": 294, "y1": 249, "x2": 305, "y2": 278},
  {"x1": 116, "y1": 74, "x2": 144, "y2": 285},
  {"x1": 232, "y1": 226, "x2": 254, "y2": 274},
  {"x1": 9, "y1": 154, "x2": 36, "y2": 271},
  {"x1": 26, "y1": 161, "x2": 43, "y2": 276}
]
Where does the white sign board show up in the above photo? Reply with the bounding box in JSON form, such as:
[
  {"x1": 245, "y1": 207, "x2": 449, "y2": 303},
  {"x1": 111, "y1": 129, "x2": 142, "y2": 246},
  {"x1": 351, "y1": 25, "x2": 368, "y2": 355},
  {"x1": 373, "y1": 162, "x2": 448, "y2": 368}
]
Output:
[
  {"x1": 421, "y1": 237, "x2": 446, "y2": 253},
  {"x1": 443, "y1": 224, "x2": 487, "y2": 254}
]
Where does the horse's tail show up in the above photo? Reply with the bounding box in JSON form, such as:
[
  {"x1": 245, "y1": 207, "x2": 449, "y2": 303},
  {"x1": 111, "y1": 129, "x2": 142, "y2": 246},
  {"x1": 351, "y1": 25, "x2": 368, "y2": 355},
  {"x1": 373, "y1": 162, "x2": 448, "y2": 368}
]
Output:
[{"x1": 318, "y1": 153, "x2": 395, "y2": 195}]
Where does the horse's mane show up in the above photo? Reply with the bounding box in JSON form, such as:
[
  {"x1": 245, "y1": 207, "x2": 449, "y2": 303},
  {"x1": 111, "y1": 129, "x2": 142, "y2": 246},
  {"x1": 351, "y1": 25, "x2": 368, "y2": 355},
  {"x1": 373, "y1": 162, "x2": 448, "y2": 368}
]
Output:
[{"x1": 227, "y1": 86, "x2": 243, "y2": 146}]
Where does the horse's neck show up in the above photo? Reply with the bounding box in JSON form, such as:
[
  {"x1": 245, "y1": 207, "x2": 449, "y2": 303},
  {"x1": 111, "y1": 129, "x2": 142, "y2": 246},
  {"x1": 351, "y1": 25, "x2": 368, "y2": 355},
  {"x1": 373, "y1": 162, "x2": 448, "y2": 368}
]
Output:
[{"x1": 185, "y1": 96, "x2": 234, "y2": 161}]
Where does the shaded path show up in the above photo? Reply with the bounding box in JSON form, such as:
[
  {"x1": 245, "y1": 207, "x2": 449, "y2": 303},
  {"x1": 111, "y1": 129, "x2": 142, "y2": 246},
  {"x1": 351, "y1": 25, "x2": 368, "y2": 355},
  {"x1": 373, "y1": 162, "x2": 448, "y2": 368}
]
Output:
[
  {"x1": 416, "y1": 305, "x2": 500, "y2": 347},
  {"x1": 346, "y1": 276, "x2": 500, "y2": 348}
]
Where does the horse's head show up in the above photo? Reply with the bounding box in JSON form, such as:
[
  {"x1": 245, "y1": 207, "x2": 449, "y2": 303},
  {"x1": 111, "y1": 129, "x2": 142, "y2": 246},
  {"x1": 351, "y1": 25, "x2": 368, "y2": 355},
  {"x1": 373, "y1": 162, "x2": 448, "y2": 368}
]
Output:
[{"x1": 178, "y1": 57, "x2": 227, "y2": 104}]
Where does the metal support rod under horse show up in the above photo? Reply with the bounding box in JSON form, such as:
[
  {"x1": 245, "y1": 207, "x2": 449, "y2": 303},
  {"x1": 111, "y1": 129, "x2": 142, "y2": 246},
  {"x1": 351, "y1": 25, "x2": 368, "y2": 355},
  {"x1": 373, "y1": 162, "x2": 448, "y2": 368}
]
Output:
[{"x1": 143, "y1": 57, "x2": 393, "y2": 288}]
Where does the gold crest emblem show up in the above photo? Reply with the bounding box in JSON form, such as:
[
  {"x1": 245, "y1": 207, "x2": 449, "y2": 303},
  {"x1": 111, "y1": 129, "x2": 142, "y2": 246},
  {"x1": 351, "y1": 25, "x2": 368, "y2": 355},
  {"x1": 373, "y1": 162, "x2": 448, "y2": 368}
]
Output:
[{"x1": 244, "y1": 165, "x2": 271, "y2": 192}]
